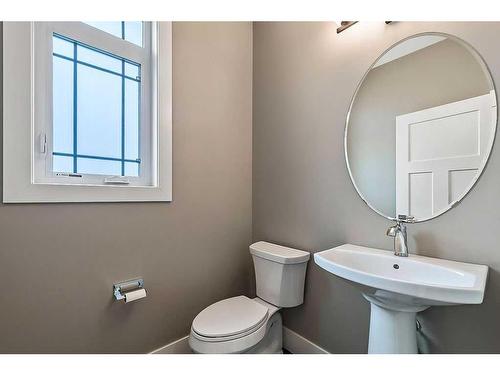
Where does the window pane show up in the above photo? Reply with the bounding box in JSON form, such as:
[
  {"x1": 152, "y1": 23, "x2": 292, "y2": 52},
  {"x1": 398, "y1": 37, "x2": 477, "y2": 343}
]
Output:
[
  {"x1": 53, "y1": 155, "x2": 73, "y2": 173},
  {"x1": 53, "y1": 36, "x2": 73, "y2": 58},
  {"x1": 77, "y1": 44, "x2": 122, "y2": 74},
  {"x1": 85, "y1": 22, "x2": 122, "y2": 39},
  {"x1": 84, "y1": 21, "x2": 143, "y2": 47},
  {"x1": 124, "y1": 22, "x2": 143, "y2": 46},
  {"x1": 124, "y1": 62, "x2": 140, "y2": 79},
  {"x1": 78, "y1": 158, "x2": 121, "y2": 175},
  {"x1": 77, "y1": 64, "x2": 122, "y2": 159},
  {"x1": 52, "y1": 34, "x2": 142, "y2": 177},
  {"x1": 124, "y1": 162, "x2": 139, "y2": 177},
  {"x1": 124, "y1": 79, "x2": 139, "y2": 160},
  {"x1": 53, "y1": 56, "x2": 74, "y2": 154}
]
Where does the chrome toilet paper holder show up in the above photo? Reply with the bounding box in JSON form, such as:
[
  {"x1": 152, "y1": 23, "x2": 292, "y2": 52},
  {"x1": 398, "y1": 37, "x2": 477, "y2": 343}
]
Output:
[{"x1": 113, "y1": 278, "x2": 144, "y2": 301}]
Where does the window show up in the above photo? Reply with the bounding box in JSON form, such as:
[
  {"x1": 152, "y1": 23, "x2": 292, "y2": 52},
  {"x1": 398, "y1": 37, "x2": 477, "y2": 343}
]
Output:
[
  {"x1": 52, "y1": 34, "x2": 141, "y2": 178},
  {"x1": 35, "y1": 22, "x2": 152, "y2": 186},
  {"x1": 3, "y1": 22, "x2": 172, "y2": 202}
]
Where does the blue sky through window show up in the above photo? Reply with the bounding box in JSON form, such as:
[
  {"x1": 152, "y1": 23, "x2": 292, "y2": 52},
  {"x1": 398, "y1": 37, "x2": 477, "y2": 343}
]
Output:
[{"x1": 52, "y1": 34, "x2": 141, "y2": 177}]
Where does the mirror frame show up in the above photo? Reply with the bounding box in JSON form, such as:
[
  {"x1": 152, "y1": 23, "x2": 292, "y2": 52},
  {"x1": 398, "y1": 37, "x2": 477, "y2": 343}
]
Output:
[{"x1": 344, "y1": 32, "x2": 498, "y2": 223}]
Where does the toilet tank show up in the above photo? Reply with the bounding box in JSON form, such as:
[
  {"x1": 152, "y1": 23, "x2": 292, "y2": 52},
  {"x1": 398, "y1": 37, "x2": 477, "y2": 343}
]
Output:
[{"x1": 250, "y1": 241, "x2": 310, "y2": 308}]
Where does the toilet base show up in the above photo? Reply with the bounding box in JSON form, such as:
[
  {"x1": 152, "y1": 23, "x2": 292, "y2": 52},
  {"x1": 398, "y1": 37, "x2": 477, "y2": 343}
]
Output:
[{"x1": 245, "y1": 312, "x2": 282, "y2": 354}]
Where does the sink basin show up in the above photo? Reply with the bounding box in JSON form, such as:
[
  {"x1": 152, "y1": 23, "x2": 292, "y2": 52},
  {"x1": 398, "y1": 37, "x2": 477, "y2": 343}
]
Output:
[
  {"x1": 314, "y1": 244, "x2": 488, "y2": 306},
  {"x1": 314, "y1": 244, "x2": 488, "y2": 353}
]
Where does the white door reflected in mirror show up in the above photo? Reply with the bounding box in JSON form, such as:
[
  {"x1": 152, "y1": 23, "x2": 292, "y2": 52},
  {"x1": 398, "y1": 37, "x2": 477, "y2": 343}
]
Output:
[{"x1": 345, "y1": 33, "x2": 497, "y2": 222}]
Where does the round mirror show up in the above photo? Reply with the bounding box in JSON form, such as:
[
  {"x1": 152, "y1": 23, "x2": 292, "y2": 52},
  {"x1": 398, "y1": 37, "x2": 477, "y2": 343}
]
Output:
[{"x1": 346, "y1": 33, "x2": 497, "y2": 222}]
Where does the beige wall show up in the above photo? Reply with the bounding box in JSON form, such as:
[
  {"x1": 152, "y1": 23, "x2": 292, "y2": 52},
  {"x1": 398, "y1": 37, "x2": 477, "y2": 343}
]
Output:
[
  {"x1": 347, "y1": 38, "x2": 491, "y2": 217},
  {"x1": 253, "y1": 22, "x2": 500, "y2": 353},
  {"x1": 0, "y1": 22, "x2": 253, "y2": 353}
]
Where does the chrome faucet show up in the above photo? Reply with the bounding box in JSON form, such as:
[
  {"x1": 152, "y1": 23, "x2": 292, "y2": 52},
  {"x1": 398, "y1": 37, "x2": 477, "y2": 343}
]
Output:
[{"x1": 386, "y1": 215, "x2": 414, "y2": 257}]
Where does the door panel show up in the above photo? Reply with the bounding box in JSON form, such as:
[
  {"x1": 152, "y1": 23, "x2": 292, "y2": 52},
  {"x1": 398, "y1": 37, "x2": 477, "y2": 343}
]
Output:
[{"x1": 396, "y1": 91, "x2": 496, "y2": 218}]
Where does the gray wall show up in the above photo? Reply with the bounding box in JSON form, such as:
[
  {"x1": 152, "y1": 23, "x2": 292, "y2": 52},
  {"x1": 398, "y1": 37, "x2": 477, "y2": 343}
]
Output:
[
  {"x1": 0, "y1": 22, "x2": 253, "y2": 353},
  {"x1": 347, "y1": 38, "x2": 491, "y2": 217},
  {"x1": 253, "y1": 22, "x2": 500, "y2": 353}
]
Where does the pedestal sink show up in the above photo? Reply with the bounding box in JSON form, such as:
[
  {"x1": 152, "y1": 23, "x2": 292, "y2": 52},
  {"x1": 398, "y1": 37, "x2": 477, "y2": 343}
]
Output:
[{"x1": 314, "y1": 244, "x2": 488, "y2": 354}]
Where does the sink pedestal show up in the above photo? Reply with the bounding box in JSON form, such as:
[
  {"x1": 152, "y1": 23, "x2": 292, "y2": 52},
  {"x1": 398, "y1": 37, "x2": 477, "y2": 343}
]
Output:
[{"x1": 364, "y1": 295, "x2": 428, "y2": 354}]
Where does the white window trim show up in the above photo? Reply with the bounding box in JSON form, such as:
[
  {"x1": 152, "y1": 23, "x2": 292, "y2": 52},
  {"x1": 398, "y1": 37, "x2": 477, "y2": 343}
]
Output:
[{"x1": 2, "y1": 22, "x2": 172, "y2": 203}]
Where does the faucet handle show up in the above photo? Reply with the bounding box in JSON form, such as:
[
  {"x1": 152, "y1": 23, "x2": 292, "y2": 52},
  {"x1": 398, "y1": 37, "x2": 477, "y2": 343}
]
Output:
[{"x1": 397, "y1": 214, "x2": 415, "y2": 223}]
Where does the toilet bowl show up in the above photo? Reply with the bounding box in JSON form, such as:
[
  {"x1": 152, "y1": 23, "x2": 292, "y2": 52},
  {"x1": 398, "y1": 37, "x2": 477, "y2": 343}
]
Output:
[{"x1": 189, "y1": 241, "x2": 310, "y2": 354}]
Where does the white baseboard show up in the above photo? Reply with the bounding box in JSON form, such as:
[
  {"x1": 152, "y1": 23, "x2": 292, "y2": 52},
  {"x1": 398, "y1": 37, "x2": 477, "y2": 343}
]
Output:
[
  {"x1": 150, "y1": 327, "x2": 329, "y2": 354},
  {"x1": 282, "y1": 327, "x2": 329, "y2": 354},
  {"x1": 150, "y1": 335, "x2": 191, "y2": 354}
]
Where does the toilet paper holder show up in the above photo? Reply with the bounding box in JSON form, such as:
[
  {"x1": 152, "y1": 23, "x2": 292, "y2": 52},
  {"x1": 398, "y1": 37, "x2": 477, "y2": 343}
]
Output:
[{"x1": 113, "y1": 278, "x2": 144, "y2": 301}]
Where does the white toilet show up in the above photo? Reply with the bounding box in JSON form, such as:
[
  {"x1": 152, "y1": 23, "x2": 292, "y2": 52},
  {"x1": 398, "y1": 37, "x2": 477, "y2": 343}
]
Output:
[{"x1": 189, "y1": 241, "x2": 310, "y2": 354}]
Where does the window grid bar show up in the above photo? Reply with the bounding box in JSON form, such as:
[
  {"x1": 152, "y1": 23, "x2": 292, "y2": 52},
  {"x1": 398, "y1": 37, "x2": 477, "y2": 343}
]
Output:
[
  {"x1": 137, "y1": 65, "x2": 142, "y2": 176},
  {"x1": 53, "y1": 53, "x2": 140, "y2": 83},
  {"x1": 72, "y1": 42, "x2": 78, "y2": 173},
  {"x1": 121, "y1": 60, "x2": 126, "y2": 176},
  {"x1": 53, "y1": 152, "x2": 140, "y2": 164},
  {"x1": 121, "y1": 22, "x2": 126, "y2": 176},
  {"x1": 53, "y1": 34, "x2": 140, "y2": 70}
]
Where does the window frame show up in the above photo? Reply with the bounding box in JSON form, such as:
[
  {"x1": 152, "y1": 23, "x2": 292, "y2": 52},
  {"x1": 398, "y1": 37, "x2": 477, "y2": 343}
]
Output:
[
  {"x1": 2, "y1": 21, "x2": 172, "y2": 203},
  {"x1": 34, "y1": 22, "x2": 152, "y2": 186}
]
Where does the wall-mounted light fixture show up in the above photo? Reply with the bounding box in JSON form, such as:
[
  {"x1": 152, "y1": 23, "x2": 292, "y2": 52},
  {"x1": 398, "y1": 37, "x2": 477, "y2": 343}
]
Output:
[
  {"x1": 336, "y1": 21, "x2": 358, "y2": 34},
  {"x1": 336, "y1": 21, "x2": 394, "y2": 34}
]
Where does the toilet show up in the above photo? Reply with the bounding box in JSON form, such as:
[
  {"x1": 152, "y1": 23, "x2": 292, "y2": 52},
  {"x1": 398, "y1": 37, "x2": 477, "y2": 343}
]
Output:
[{"x1": 189, "y1": 241, "x2": 310, "y2": 354}]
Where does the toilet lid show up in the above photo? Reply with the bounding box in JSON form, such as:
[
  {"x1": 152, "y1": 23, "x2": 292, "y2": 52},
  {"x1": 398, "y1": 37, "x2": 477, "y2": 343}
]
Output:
[{"x1": 192, "y1": 296, "x2": 269, "y2": 338}]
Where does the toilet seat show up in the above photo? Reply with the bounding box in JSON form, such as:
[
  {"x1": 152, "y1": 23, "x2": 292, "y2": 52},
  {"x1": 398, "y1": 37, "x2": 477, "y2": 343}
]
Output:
[
  {"x1": 192, "y1": 296, "x2": 268, "y2": 340},
  {"x1": 189, "y1": 296, "x2": 274, "y2": 353}
]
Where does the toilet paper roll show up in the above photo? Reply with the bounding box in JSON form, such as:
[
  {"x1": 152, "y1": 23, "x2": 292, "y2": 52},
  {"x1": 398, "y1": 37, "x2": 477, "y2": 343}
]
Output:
[{"x1": 124, "y1": 288, "x2": 147, "y2": 303}]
